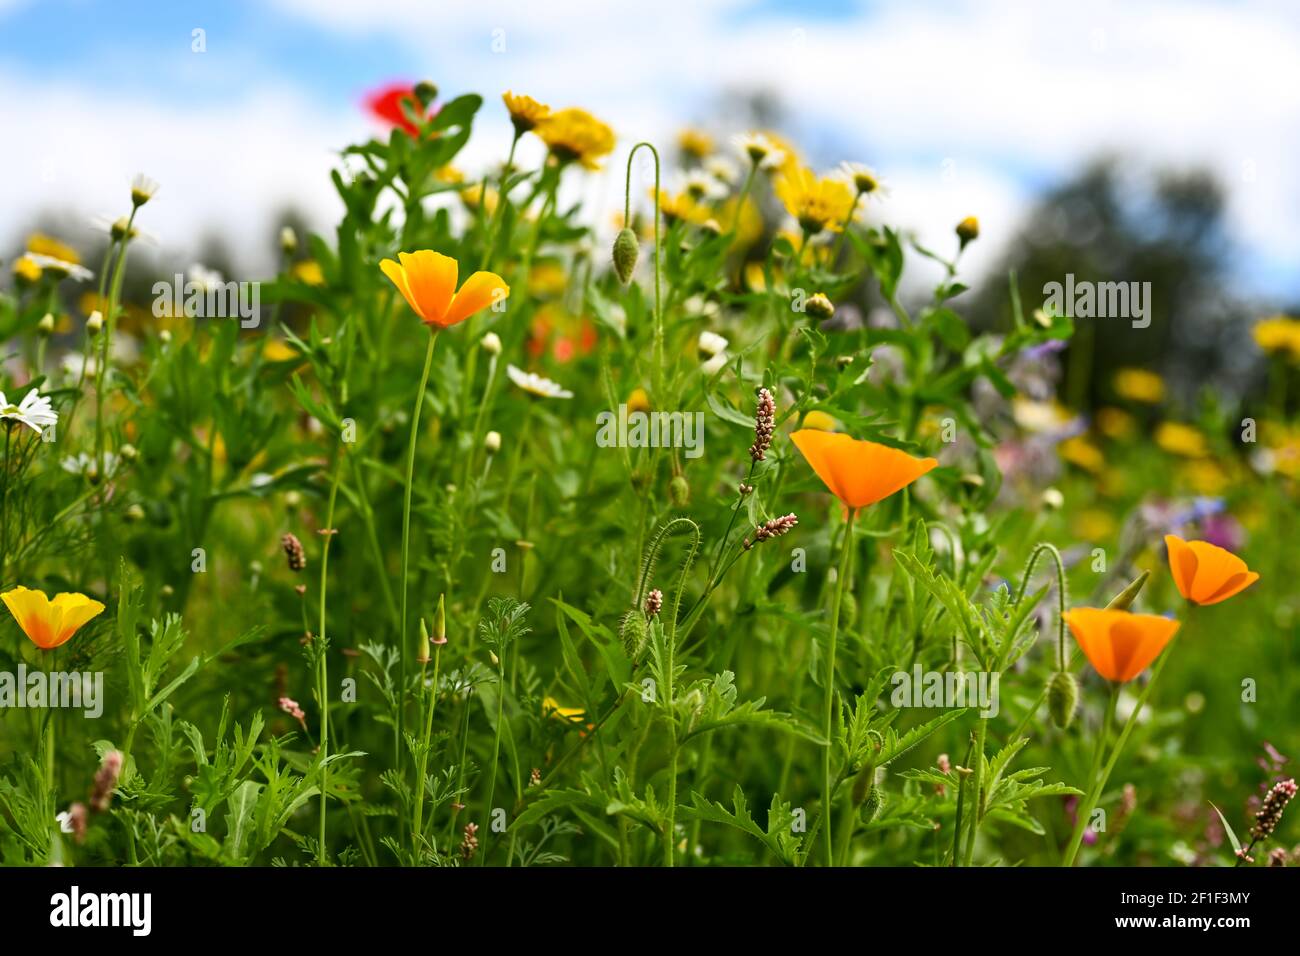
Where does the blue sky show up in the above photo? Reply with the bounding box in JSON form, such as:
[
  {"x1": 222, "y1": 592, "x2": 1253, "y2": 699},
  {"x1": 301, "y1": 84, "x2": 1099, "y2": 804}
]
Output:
[{"x1": 2, "y1": 0, "x2": 1297, "y2": 301}]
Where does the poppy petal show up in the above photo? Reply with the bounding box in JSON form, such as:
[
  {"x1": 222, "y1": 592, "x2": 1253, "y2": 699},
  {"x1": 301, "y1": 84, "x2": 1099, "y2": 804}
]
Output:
[
  {"x1": 398, "y1": 250, "x2": 457, "y2": 325},
  {"x1": 379, "y1": 258, "x2": 420, "y2": 320},
  {"x1": 440, "y1": 271, "x2": 510, "y2": 328},
  {"x1": 1164, "y1": 535, "x2": 1198, "y2": 601}
]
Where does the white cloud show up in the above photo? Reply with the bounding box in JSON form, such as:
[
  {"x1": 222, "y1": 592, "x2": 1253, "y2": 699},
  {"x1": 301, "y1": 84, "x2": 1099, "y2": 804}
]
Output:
[{"x1": 3, "y1": 0, "x2": 1297, "y2": 297}]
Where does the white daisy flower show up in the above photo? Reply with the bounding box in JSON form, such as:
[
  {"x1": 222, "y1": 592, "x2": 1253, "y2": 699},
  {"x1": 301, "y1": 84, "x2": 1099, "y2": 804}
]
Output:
[
  {"x1": 62, "y1": 451, "x2": 119, "y2": 479},
  {"x1": 506, "y1": 364, "x2": 573, "y2": 399},
  {"x1": 701, "y1": 350, "x2": 730, "y2": 376},
  {"x1": 698, "y1": 330, "x2": 729, "y2": 357},
  {"x1": 734, "y1": 133, "x2": 785, "y2": 170},
  {"x1": 188, "y1": 263, "x2": 225, "y2": 292},
  {"x1": 91, "y1": 214, "x2": 156, "y2": 244},
  {"x1": 62, "y1": 353, "x2": 99, "y2": 380},
  {"x1": 685, "y1": 171, "x2": 725, "y2": 202},
  {"x1": 131, "y1": 173, "x2": 160, "y2": 206},
  {"x1": 705, "y1": 156, "x2": 739, "y2": 186},
  {"x1": 838, "y1": 162, "x2": 887, "y2": 198},
  {"x1": 24, "y1": 253, "x2": 92, "y2": 282},
  {"x1": 0, "y1": 388, "x2": 58, "y2": 434}
]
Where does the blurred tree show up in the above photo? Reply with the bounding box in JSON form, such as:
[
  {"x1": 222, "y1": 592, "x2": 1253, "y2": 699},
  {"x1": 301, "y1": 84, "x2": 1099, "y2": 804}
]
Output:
[{"x1": 969, "y1": 158, "x2": 1246, "y2": 411}]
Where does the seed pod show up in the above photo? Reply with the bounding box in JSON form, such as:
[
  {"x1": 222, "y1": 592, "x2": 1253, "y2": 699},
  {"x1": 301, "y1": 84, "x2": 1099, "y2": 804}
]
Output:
[
  {"x1": 620, "y1": 609, "x2": 649, "y2": 657},
  {"x1": 1048, "y1": 670, "x2": 1079, "y2": 729},
  {"x1": 668, "y1": 474, "x2": 690, "y2": 507},
  {"x1": 861, "y1": 786, "x2": 887, "y2": 823},
  {"x1": 612, "y1": 227, "x2": 639, "y2": 284}
]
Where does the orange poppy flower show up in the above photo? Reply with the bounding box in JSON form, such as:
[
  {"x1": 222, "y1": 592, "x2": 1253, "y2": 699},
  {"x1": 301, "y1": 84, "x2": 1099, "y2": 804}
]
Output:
[
  {"x1": 790, "y1": 429, "x2": 938, "y2": 512},
  {"x1": 379, "y1": 251, "x2": 510, "y2": 328},
  {"x1": 2, "y1": 586, "x2": 106, "y2": 650},
  {"x1": 1062, "y1": 608, "x2": 1180, "y2": 683},
  {"x1": 1164, "y1": 534, "x2": 1260, "y2": 605}
]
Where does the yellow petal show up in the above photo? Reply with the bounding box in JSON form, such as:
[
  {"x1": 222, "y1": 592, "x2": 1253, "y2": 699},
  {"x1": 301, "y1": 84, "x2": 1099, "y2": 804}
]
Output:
[
  {"x1": 379, "y1": 258, "x2": 420, "y2": 319},
  {"x1": 441, "y1": 271, "x2": 510, "y2": 328},
  {"x1": 50, "y1": 592, "x2": 106, "y2": 646},
  {"x1": 398, "y1": 250, "x2": 458, "y2": 324}
]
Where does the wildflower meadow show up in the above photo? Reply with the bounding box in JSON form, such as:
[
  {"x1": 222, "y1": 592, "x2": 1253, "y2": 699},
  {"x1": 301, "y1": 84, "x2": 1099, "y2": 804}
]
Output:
[{"x1": 1, "y1": 49, "x2": 1298, "y2": 908}]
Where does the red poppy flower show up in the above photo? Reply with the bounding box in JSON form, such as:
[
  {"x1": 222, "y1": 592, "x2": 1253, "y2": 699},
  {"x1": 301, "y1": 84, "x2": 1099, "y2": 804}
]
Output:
[{"x1": 365, "y1": 83, "x2": 428, "y2": 137}]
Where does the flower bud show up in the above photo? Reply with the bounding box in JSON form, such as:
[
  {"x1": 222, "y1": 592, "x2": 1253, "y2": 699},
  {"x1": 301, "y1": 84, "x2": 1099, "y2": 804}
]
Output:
[
  {"x1": 414, "y1": 80, "x2": 439, "y2": 107},
  {"x1": 804, "y1": 292, "x2": 835, "y2": 320},
  {"x1": 956, "y1": 216, "x2": 979, "y2": 247},
  {"x1": 1105, "y1": 569, "x2": 1151, "y2": 611},
  {"x1": 417, "y1": 617, "x2": 431, "y2": 665},
  {"x1": 861, "y1": 786, "x2": 887, "y2": 823},
  {"x1": 86, "y1": 311, "x2": 104, "y2": 335},
  {"x1": 280, "y1": 226, "x2": 298, "y2": 256},
  {"x1": 123, "y1": 503, "x2": 145, "y2": 523},
  {"x1": 38, "y1": 313, "x2": 55, "y2": 336},
  {"x1": 481, "y1": 331, "x2": 502, "y2": 356},
  {"x1": 159, "y1": 329, "x2": 172, "y2": 344},
  {"x1": 433, "y1": 593, "x2": 447, "y2": 645},
  {"x1": 620, "y1": 609, "x2": 649, "y2": 657},
  {"x1": 484, "y1": 430, "x2": 502, "y2": 454},
  {"x1": 668, "y1": 474, "x2": 690, "y2": 507},
  {"x1": 119, "y1": 443, "x2": 138, "y2": 462},
  {"x1": 1041, "y1": 487, "x2": 1064, "y2": 510},
  {"x1": 612, "y1": 227, "x2": 639, "y2": 285},
  {"x1": 1047, "y1": 670, "x2": 1078, "y2": 729}
]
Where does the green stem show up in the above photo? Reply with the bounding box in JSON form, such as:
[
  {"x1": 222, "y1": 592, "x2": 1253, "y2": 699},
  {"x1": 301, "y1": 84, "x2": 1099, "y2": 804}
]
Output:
[
  {"x1": 316, "y1": 449, "x2": 343, "y2": 865},
  {"x1": 822, "y1": 508, "x2": 857, "y2": 865},
  {"x1": 482, "y1": 658, "x2": 506, "y2": 866},
  {"x1": 412, "y1": 645, "x2": 442, "y2": 853},
  {"x1": 962, "y1": 717, "x2": 988, "y2": 866},
  {"x1": 623, "y1": 143, "x2": 662, "y2": 398},
  {"x1": 396, "y1": 329, "x2": 439, "y2": 764},
  {"x1": 1062, "y1": 682, "x2": 1120, "y2": 866}
]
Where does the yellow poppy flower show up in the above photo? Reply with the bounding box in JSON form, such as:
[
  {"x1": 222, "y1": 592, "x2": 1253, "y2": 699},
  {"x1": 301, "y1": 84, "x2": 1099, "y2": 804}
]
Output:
[
  {"x1": 1165, "y1": 535, "x2": 1260, "y2": 606},
  {"x1": 790, "y1": 429, "x2": 937, "y2": 513},
  {"x1": 2, "y1": 587, "x2": 105, "y2": 650},
  {"x1": 379, "y1": 251, "x2": 510, "y2": 328},
  {"x1": 1063, "y1": 608, "x2": 1180, "y2": 683}
]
